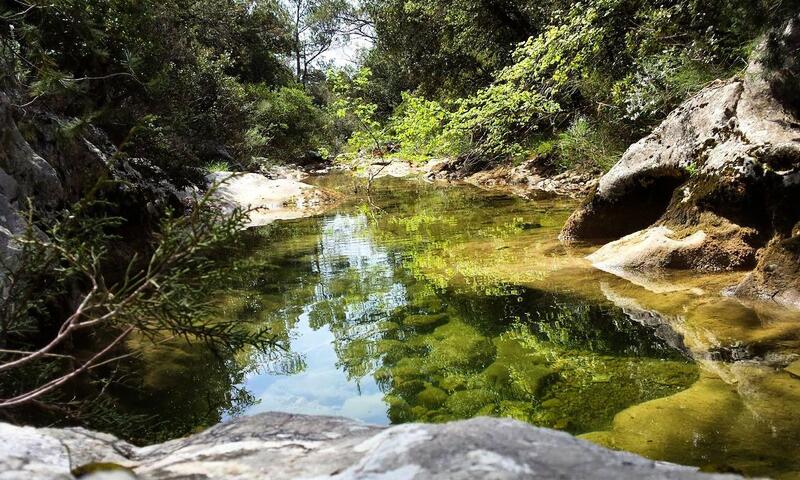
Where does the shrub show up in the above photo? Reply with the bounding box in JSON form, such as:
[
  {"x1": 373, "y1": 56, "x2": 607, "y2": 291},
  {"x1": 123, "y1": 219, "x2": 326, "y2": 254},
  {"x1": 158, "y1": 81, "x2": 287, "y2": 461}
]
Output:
[
  {"x1": 389, "y1": 93, "x2": 460, "y2": 162},
  {"x1": 245, "y1": 85, "x2": 331, "y2": 164}
]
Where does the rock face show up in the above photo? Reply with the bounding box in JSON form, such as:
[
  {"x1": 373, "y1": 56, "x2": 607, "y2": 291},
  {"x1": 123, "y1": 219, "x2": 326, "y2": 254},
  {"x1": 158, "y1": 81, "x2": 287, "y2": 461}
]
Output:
[
  {"x1": 560, "y1": 18, "x2": 800, "y2": 309},
  {"x1": 0, "y1": 93, "x2": 188, "y2": 246},
  {"x1": 0, "y1": 412, "x2": 744, "y2": 480}
]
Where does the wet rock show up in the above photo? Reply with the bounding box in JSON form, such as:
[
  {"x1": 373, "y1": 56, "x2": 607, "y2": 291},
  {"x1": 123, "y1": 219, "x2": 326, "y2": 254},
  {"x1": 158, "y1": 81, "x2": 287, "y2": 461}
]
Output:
[
  {"x1": 732, "y1": 236, "x2": 800, "y2": 310},
  {"x1": 436, "y1": 157, "x2": 599, "y2": 199},
  {"x1": 560, "y1": 18, "x2": 800, "y2": 307},
  {"x1": 0, "y1": 412, "x2": 745, "y2": 480},
  {"x1": 784, "y1": 359, "x2": 800, "y2": 377},
  {"x1": 587, "y1": 224, "x2": 756, "y2": 274},
  {"x1": 404, "y1": 313, "x2": 450, "y2": 329}
]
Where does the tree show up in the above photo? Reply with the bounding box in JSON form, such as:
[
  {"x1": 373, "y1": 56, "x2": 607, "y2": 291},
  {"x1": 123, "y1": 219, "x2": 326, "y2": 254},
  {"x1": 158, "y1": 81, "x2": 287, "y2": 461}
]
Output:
[{"x1": 286, "y1": 0, "x2": 351, "y2": 84}]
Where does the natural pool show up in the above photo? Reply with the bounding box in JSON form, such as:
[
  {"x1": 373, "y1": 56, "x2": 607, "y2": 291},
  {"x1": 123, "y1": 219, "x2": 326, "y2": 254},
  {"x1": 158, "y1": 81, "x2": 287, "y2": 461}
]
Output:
[{"x1": 135, "y1": 174, "x2": 800, "y2": 478}]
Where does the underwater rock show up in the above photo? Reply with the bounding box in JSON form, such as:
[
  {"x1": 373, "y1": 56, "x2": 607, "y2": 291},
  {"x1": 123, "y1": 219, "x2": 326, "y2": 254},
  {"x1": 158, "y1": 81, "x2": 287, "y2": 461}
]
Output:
[
  {"x1": 584, "y1": 363, "x2": 800, "y2": 479},
  {"x1": 404, "y1": 312, "x2": 450, "y2": 329},
  {"x1": 0, "y1": 412, "x2": 746, "y2": 479}
]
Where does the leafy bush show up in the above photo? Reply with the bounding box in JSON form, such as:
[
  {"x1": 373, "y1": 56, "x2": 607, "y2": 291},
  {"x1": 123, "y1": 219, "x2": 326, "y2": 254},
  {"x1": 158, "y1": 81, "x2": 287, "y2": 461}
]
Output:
[
  {"x1": 389, "y1": 93, "x2": 459, "y2": 161},
  {"x1": 553, "y1": 117, "x2": 622, "y2": 172},
  {"x1": 329, "y1": 68, "x2": 392, "y2": 157},
  {"x1": 356, "y1": 0, "x2": 798, "y2": 168},
  {"x1": 245, "y1": 85, "x2": 331, "y2": 164},
  {"x1": 0, "y1": 183, "x2": 277, "y2": 431}
]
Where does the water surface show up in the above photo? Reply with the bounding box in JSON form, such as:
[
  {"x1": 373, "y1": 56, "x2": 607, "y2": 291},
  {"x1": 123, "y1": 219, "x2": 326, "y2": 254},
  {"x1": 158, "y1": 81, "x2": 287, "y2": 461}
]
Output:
[{"x1": 143, "y1": 174, "x2": 800, "y2": 478}]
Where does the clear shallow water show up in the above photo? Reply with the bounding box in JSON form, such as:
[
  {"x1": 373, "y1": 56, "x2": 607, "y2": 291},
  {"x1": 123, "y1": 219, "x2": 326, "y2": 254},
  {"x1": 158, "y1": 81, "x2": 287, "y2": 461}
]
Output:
[{"x1": 136, "y1": 174, "x2": 800, "y2": 478}]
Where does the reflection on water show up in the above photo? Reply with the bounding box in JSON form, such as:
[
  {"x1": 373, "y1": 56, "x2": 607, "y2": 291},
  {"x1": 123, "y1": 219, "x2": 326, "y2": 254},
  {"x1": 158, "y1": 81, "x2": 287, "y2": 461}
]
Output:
[
  {"x1": 142, "y1": 174, "x2": 800, "y2": 478},
  {"x1": 222, "y1": 177, "x2": 694, "y2": 432}
]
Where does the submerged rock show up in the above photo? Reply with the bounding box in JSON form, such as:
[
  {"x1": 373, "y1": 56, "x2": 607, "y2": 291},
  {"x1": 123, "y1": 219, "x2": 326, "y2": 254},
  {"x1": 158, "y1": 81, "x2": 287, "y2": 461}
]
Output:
[
  {"x1": 560, "y1": 18, "x2": 800, "y2": 309},
  {"x1": 0, "y1": 412, "x2": 744, "y2": 480}
]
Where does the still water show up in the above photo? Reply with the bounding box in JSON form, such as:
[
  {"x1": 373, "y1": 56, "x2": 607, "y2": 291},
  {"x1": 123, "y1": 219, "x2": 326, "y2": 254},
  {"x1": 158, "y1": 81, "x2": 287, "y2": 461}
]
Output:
[{"x1": 142, "y1": 175, "x2": 800, "y2": 478}]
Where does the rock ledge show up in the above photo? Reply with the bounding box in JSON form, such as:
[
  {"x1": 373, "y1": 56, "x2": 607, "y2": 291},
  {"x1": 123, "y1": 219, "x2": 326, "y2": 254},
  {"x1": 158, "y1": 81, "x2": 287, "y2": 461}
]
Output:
[{"x1": 0, "y1": 412, "x2": 744, "y2": 480}]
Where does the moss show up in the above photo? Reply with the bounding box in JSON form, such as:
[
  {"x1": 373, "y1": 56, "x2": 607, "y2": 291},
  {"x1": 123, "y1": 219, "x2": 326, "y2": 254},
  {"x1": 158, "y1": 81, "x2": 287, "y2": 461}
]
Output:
[
  {"x1": 440, "y1": 374, "x2": 468, "y2": 392},
  {"x1": 497, "y1": 400, "x2": 535, "y2": 422},
  {"x1": 444, "y1": 388, "x2": 498, "y2": 417},
  {"x1": 425, "y1": 320, "x2": 496, "y2": 370},
  {"x1": 394, "y1": 378, "x2": 426, "y2": 397}
]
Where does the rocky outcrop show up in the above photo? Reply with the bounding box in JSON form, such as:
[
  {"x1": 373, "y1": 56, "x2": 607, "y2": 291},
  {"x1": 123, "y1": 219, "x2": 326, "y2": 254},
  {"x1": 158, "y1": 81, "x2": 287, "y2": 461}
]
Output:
[
  {"x1": 458, "y1": 159, "x2": 599, "y2": 199},
  {"x1": 560, "y1": 17, "x2": 800, "y2": 309},
  {"x1": 208, "y1": 171, "x2": 339, "y2": 227},
  {"x1": 0, "y1": 412, "x2": 745, "y2": 480}
]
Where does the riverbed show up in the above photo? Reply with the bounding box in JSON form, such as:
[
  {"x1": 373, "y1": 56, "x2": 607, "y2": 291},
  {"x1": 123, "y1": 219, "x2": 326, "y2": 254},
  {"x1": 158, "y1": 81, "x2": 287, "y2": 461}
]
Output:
[{"x1": 137, "y1": 174, "x2": 800, "y2": 478}]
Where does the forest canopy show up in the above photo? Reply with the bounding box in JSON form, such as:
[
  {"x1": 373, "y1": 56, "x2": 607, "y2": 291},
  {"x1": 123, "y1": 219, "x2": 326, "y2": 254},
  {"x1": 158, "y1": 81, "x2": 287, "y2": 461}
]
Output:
[{"x1": 3, "y1": 0, "x2": 797, "y2": 174}]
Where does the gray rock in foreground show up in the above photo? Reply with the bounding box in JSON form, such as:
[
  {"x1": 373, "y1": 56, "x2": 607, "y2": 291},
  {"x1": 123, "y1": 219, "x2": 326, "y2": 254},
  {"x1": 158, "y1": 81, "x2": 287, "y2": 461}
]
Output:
[{"x1": 0, "y1": 412, "x2": 744, "y2": 480}]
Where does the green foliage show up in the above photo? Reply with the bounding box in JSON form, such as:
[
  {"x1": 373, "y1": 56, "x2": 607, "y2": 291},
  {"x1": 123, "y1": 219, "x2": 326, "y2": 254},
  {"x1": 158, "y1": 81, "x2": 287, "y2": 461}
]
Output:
[
  {"x1": 363, "y1": 0, "x2": 554, "y2": 98},
  {"x1": 448, "y1": 82, "x2": 560, "y2": 161},
  {"x1": 389, "y1": 93, "x2": 459, "y2": 161},
  {"x1": 0, "y1": 0, "x2": 320, "y2": 180},
  {"x1": 245, "y1": 85, "x2": 331, "y2": 163},
  {"x1": 329, "y1": 67, "x2": 391, "y2": 156},
  {"x1": 207, "y1": 161, "x2": 232, "y2": 173},
  {"x1": 552, "y1": 117, "x2": 622, "y2": 172},
  {"x1": 354, "y1": 0, "x2": 799, "y2": 168},
  {"x1": 0, "y1": 183, "x2": 278, "y2": 434}
]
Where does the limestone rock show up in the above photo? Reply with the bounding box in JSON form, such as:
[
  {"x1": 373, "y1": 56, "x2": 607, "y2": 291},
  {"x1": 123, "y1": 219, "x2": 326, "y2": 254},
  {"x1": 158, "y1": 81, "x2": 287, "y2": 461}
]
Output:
[
  {"x1": 588, "y1": 223, "x2": 757, "y2": 275},
  {"x1": 208, "y1": 171, "x2": 339, "y2": 227},
  {"x1": 732, "y1": 236, "x2": 800, "y2": 310},
  {"x1": 560, "y1": 18, "x2": 800, "y2": 308},
  {"x1": 0, "y1": 94, "x2": 64, "y2": 209},
  {"x1": 0, "y1": 412, "x2": 745, "y2": 480}
]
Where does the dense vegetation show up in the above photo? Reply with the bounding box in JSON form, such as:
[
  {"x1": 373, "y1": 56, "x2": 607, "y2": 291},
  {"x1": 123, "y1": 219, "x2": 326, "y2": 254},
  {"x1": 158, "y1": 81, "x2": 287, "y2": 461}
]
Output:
[
  {"x1": 0, "y1": 0, "x2": 334, "y2": 440},
  {"x1": 4, "y1": 0, "x2": 795, "y2": 175},
  {"x1": 0, "y1": 0, "x2": 798, "y2": 443},
  {"x1": 340, "y1": 0, "x2": 799, "y2": 171}
]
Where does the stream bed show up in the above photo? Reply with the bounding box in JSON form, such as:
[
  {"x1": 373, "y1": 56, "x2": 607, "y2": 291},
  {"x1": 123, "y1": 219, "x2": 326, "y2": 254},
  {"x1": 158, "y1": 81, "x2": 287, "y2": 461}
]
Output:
[{"x1": 138, "y1": 175, "x2": 800, "y2": 478}]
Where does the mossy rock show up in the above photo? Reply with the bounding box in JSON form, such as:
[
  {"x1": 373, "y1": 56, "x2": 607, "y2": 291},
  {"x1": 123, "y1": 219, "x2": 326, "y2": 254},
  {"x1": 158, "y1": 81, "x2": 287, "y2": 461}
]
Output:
[
  {"x1": 404, "y1": 313, "x2": 449, "y2": 329},
  {"x1": 394, "y1": 378, "x2": 426, "y2": 397},
  {"x1": 410, "y1": 296, "x2": 445, "y2": 313},
  {"x1": 497, "y1": 400, "x2": 535, "y2": 422},
  {"x1": 440, "y1": 374, "x2": 468, "y2": 392},
  {"x1": 785, "y1": 360, "x2": 800, "y2": 378},
  {"x1": 391, "y1": 356, "x2": 430, "y2": 379},
  {"x1": 426, "y1": 320, "x2": 497, "y2": 370}
]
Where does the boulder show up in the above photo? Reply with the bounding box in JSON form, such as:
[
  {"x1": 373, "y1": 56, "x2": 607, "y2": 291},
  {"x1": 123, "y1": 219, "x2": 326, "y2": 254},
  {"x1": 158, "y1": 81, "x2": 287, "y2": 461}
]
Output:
[
  {"x1": 0, "y1": 412, "x2": 744, "y2": 480},
  {"x1": 208, "y1": 171, "x2": 339, "y2": 227},
  {"x1": 732, "y1": 235, "x2": 800, "y2": 309},
  {"x1": 560, "y1": 17, "x2": 800, "y2": 308}
]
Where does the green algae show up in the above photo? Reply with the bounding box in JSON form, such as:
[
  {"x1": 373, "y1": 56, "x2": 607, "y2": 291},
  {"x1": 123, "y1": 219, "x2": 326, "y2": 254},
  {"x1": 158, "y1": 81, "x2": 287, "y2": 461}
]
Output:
[{"x1": 116, "y1": 174, "x2": 800, "y2": 478}]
